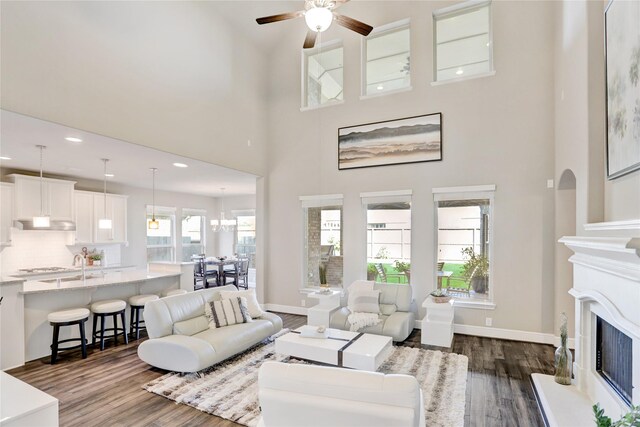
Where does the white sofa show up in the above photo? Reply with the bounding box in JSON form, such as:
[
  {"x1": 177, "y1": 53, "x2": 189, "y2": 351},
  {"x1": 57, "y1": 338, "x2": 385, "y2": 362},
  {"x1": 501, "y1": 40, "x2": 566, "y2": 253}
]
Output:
[
  {"x1": 138, "y1": 285, "x2": 282, "y2": 373},
  {"x1": 330, "y1": 282, "x2": 416, "y2": 342},
  {"x1": 257, "y1": 361, "x2": 425, "y2": 427}
]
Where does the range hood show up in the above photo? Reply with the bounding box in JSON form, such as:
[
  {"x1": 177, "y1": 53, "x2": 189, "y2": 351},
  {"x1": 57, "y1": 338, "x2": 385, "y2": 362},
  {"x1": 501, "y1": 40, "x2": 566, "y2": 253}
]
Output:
[{"x1": 13, "y1": 220, "x2": 76, "y2": 231}]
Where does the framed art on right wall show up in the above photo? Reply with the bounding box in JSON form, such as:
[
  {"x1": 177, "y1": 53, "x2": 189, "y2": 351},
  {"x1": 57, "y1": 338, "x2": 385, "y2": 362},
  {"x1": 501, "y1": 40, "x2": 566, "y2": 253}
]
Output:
[{"x1": 605, "y1": 0, "x2": 640, "y2": 179}]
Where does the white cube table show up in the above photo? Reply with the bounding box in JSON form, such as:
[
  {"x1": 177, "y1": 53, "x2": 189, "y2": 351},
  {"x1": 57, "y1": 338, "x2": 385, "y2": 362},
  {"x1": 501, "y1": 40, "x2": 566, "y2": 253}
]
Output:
[
  {"x1": 275, "y1": 327, "x2": 393, "y2": 371},
  {"x1": 421, "y1": 297, "x2": 454, "y2": 347},
  {"x1": 306, "y1": 290, "x2": 342, "y2": 327}
]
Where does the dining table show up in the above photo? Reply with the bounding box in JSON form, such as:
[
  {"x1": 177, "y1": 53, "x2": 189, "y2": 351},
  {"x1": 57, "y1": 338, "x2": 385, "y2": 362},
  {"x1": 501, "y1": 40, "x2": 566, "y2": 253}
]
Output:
[{"x1": 204, "y1": 257, "x2": 239, "y2": 286}]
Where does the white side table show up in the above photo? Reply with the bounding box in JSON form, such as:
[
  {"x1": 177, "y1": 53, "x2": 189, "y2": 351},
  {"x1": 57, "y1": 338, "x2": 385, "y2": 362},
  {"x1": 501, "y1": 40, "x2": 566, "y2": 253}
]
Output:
[
  {"x1": 307, "y1": 290, "x2": 342, "y2": 327},
  {"x1": 421, "y1": 297, "x2": 454, "y2": 347}
]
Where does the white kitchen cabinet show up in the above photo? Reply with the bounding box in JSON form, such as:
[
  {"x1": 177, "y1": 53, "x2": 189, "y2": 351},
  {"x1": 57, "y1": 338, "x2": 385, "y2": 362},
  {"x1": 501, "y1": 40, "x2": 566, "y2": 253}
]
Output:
[
  {"x1": 93, "y1": 193, "x2": 128, "y2": 244},
  {"x1": 73, "y1": 191, "x2": 94, "y2": 244},
  {"x1": 9, "y1": 175, "x2": 75, "y2": 221},
  {"x1": 73, "y1": 191, "x2": 128, "y2": 244},
  {"x1": 0, "y1": 183, "x2": 13, "y2": 245}
]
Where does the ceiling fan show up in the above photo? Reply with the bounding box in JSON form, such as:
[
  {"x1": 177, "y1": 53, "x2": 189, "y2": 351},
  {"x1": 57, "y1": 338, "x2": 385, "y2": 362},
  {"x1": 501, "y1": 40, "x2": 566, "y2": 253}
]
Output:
[{"x1": 256, "y1": 0, "x2": 373, "y2": 49}]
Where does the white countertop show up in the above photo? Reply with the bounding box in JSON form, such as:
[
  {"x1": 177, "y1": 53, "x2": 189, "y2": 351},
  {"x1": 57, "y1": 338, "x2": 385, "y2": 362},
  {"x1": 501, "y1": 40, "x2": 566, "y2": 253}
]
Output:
[
  {"x1": 0, "y1": 371, "x2": 58, "y2": 424},
  {"x1": 8, "y1": 264, "x2": 136, "y2": 279},
  {"x1": 21, "y1": 269, "x2": 181, "y2": 294}
]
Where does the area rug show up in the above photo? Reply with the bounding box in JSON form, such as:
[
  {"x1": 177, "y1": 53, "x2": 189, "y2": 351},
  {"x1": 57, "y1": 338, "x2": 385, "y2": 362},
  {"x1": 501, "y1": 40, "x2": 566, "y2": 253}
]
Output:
[{"x1": 143, "y1": 333, "x2": 468, "y2": 427}]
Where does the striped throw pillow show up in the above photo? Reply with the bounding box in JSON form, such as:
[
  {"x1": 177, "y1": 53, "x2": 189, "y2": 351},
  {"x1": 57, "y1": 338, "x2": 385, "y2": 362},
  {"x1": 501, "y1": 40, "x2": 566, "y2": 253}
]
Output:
[
  {"x1": 348, "y1": 289, "x2": 381, "y2": 314},
  {"x1": 206, "y1": 297, "x2": 253, "y2": 329}
]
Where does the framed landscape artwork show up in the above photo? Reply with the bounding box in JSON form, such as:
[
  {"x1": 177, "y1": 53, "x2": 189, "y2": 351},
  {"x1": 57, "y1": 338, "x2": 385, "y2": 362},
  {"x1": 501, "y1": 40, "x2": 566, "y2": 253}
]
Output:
[
  {"x1": 338, "y1": 113, "x2": 442, "y2": 170},
  {"x1": 605, "y1": 0, "x2": 640, "y2": 179}
]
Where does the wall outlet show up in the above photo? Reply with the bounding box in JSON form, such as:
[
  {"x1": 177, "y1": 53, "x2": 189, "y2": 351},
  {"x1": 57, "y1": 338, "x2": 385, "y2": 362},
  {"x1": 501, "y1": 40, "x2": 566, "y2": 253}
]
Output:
[
  {"x1": 485, "y1": 317, "x2": 493, "y2": 327},
  {"x1": 301, "y1": 300, "x2": 306, "y2": 307},
  {"x1": 547, "y1": 179, "x2": 554, "y2": 189}
]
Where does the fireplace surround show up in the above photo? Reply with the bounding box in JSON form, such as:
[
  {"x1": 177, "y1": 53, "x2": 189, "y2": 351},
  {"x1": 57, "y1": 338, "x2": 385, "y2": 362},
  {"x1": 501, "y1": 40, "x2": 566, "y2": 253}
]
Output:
[{"x1": 533, "y1": 224, "x2": 640, "y2": 425}]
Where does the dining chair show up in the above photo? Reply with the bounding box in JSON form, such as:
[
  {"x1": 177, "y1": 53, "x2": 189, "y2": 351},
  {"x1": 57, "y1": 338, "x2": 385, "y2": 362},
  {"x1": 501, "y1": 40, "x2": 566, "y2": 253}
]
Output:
[
  {"x1": 193, "y1": 258, "x2": 218, "y2": 289},
  {"x1": 223, "y1": 258, "x2": 249, "y2": 289}
]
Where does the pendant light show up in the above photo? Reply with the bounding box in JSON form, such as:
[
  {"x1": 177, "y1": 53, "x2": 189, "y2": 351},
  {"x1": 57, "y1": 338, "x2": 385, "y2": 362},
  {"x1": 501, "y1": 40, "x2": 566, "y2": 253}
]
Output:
[
  {"x1": 98, "y1": 159, "x2": 112, "y2": 229},
  {"x1": 211, "y1": 188, "x2": 236, "y2": 232},
  {"x1": 148, "y1": 168, "x2": 159, "y2": 230},
  {"x1": 32, "y1": 145, "x2": 50, "y2": 228}
]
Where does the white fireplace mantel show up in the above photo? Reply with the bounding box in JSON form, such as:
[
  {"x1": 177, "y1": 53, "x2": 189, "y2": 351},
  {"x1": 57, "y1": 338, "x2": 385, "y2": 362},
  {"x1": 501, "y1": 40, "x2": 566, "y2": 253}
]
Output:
[{"x1": 534, "y1": 223, "x2": 640, "y2": 426}]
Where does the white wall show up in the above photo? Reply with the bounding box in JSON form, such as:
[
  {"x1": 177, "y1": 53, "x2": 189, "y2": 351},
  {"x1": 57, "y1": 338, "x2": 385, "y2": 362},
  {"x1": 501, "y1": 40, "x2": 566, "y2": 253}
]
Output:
[
  {"x1": 0, "y1": 1, "x2": 269, "y2": 176},
  {"x1": 265, "y1": 1, "x2": 557, "y2": 334}
]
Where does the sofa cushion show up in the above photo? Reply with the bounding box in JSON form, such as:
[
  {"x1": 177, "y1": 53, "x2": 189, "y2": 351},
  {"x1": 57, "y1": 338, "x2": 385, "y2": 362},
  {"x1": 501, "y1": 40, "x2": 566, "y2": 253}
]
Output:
[
  {"x1": 348, "y1": 289, "x2": 381, "y2": 314},
  {"x1": 193, "y1": 319, "x2": 274, "y2": 361},
  {"x1": 219, "y1": 289, "x2": 264, "y2": 318},
  {"x1": 375, "y1": 283, "x2": 412, "y2": 312},
  {"x1": 206, "y1": 297, "x2": 252, "y2": 328},
  {"x1": 380, "y1": 303, "x2": 397, "y2": 316},
  {"x1": 173, "y1": 315, "x2": 209, "y2": 336}
]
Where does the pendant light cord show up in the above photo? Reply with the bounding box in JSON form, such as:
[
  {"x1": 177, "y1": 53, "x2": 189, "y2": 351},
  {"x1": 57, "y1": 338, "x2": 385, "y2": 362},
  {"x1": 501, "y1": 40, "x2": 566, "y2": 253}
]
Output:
[
  {"x1": 102, "y1": 159, "x2": 108, "y2": 218},
  {"x1": 152, "y1": 168, "x2": 156, "y2": 220},
  {"x1": 37, "y1": 145, "x2": 45, "y2": 216}
]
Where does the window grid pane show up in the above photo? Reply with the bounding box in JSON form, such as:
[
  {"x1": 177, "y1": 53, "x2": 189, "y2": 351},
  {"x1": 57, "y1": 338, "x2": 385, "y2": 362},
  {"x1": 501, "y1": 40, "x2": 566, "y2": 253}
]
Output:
[
  {"x1": 306, "y1": 46, "x2": 344, "y2": 108},
  {"x1": 434, "y1": 3, "x2": 492, "y2": 82},
  {"x1": 365, "y1": 26, "x2": 410, "y2": 96}
]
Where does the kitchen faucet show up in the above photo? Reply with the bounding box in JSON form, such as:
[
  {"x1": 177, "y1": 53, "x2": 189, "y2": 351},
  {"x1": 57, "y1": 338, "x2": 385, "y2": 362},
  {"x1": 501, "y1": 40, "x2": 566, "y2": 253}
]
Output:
[{"x1": 73, "y1": 253, "x2": 86, "y2": 280}]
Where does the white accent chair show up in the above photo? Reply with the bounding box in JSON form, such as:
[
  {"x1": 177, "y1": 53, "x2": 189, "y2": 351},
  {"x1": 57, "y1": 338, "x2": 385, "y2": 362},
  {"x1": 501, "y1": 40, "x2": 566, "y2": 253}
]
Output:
[
  {"x1": 257, "y1": 361, "x2": 425, "y2": 427},
  {"x1": 138, "y1": 285, "x2": 282, "y2": 373},
  {"x1": 330, "y1": 282, "x2": 416, "y2": 342}
]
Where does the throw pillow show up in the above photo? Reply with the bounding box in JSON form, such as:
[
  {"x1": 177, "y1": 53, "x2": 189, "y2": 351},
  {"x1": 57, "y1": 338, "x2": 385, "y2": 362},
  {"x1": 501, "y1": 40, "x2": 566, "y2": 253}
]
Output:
[
  {"x1": 219, "y1": 289, "x2": 264, "y2": 318},
  {"x1": 348, "y1": 280, "x2": 374, "y2": 294},
  {"x1": 348, "y1": 289, "x2": 381, "y2": 314},
  {"x1": 206, "y1": 297, "x2": 253, "y2": 329}
]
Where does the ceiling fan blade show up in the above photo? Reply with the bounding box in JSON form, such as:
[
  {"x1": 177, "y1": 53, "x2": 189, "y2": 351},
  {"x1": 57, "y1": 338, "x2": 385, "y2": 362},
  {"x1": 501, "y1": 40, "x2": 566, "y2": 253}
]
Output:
[
  {"x1": 334, "y1": 14, "x2": 373, "y2": 36},
  {"x1": 303, "y1": 30, "x2": 317, "y2": 49},
  {"x1": 256, "y1": 11, "x2": 303, "y2": 25}
]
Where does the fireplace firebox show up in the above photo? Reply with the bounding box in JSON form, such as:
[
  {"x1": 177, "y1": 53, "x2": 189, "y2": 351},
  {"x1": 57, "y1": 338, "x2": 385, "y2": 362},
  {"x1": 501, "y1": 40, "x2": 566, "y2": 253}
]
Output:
[{"x1": 596, "y1": 316, "x2": 633, "y2": 406}]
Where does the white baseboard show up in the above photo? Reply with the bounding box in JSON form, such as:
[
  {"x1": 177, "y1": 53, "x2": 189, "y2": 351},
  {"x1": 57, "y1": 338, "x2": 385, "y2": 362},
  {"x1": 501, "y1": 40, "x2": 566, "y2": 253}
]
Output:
[
  {"x1": 264, "y1": 303, "x2": 308, "y2": 316},
  {"x1": 415, "y1": 320, "x2": 575, "y2": 349}
]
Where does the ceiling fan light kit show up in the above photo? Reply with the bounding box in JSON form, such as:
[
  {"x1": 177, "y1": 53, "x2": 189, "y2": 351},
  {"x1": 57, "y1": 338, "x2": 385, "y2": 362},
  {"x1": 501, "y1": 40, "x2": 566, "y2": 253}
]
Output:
[{"x1": 256, "y1": 0, "x2": 373, "y2": 49}]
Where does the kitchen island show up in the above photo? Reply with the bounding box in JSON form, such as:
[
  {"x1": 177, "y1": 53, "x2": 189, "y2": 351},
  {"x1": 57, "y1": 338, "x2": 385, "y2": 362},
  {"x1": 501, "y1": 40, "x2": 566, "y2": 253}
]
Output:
[{"x1": 0, "y1": 268, "x2": 186, "y2": 369}]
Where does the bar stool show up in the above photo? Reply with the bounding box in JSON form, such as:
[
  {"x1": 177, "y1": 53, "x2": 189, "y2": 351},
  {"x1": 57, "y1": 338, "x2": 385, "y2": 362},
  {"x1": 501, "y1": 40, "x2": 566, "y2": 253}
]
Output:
[
  {"x1": 90, "y1": 299, "x2": 128, "y2": 351},
  {"x1": 128, "y1": 294, "x2": 159, "y2": 340},
  {"x1": 47, "y1": 308, "x2": 90, "y2": 364},
  {"x1": 163, "y1": 289, "x2": 187, "y2": 297}
]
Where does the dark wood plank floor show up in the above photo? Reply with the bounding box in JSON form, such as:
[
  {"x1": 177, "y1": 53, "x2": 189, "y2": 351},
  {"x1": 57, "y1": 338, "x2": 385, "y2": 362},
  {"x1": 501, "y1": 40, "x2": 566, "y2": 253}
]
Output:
[{"x1": 8, "y1": 313, "x2": 553, "y2": 427}]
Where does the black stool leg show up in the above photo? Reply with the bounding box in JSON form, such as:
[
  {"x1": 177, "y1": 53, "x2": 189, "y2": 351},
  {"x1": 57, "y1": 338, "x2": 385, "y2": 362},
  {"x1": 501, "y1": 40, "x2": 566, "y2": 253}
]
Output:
[
  {"x1": 135, "y1": 307, "x2": 140, "y2": 340},
  {"x1": 92, "y1": 314, "x2": 97, "y2": 347},
  {"x1": 121, "y1": 310, "x2": 129, "y2": 344},
  {"x1": 112, "y1": 313, "x2": 118, "y2": 346},
  {"x1": 100, "y1": 314, "x2": 106, "y2": 351},
  {"x1": 51, "y1": 324, "x2": 60, "y2": 365},
  {"x1": 79, "y1": 320, "x2": 87, "y2": 359},
  {"x1": 129, "y1": 306, "x2": 135, "y2": 337}
]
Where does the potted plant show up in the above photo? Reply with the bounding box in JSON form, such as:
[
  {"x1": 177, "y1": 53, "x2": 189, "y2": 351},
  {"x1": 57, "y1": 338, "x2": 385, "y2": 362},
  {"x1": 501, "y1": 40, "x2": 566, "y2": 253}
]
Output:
[
  {"x1": 430, "y1": 289, "x2": 451, "y2": 304},
  {"x1": 394, "y1": 260, "x2": 411, "y2": 283},
  {"x1": 461, "y1": 247, "x2": 489, "y2": 294},
  {"x1": 91, "y1": 254, "x2": 102, "y2": 267},
  {"x1": 367, "y1": 264, "x2": 377, "y2": 281}
]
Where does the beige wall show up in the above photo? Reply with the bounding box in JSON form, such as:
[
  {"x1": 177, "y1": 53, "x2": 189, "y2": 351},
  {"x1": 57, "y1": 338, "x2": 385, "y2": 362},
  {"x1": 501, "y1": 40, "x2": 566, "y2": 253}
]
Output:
[
  {"x1": 0, "y1": 1, "x2": 269, "y2": 176},
  {"x1": 265, "y1": 1, "x2": 557, "y2": 334}
]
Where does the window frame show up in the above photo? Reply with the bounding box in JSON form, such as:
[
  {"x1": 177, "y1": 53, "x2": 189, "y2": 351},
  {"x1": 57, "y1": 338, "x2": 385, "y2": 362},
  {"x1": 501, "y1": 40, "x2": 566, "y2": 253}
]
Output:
[
  {"x1": 299, "y1": 194, "x2": 344, "y2": 289},
  {"x1": 180, "y1": 208, "x2": 206, "y2": 262},
  {"x1": 360, "y1": 18, "x2": 412, "y2": 99},
  {"x1": 360, "y1": 190, "x2": 413, "y2": 283},
  {"x1": 301, "y1": 39, "x2": 345, "y2": 111},
  {"x1": 233, "y1": 209, "x2": 256, "y2": 265},
  {"x1": 432, "y1": 0, "x2": 495, "y2": 85},
  {"x1": 146, "y1": 205, "x2": 177, "y2": 263},
  {"x1": 432, "y1": 184, "x2": 496, "y2": 309}
]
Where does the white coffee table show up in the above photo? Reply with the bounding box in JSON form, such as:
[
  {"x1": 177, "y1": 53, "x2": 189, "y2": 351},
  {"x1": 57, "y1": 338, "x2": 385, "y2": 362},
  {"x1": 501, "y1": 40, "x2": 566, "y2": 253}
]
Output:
[{"x1": 275, "y1": 327, "x2": 393, "y2": 371}]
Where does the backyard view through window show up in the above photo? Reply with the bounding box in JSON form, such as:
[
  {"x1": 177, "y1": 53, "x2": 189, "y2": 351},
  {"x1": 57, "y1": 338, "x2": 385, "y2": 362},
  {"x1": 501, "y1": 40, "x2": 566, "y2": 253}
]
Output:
[
  {"x1": 366, "y1": 201, "x2": 411, "y2": 284},
  {"x1": 147, "y1": 211, "x2": 175, "y2": 263},
  {"x1": 236, "y1": 214, "x2": 256, "y2": 268},
  {"x1": 181, "y1": 210, "x2": 205, "y2": 262},
  {"x1": 302, "y1": 201, "x2": 343, "y2": 288},
  {"x1": 436, "y1": 198, "x2": 491, "y2": 300}
]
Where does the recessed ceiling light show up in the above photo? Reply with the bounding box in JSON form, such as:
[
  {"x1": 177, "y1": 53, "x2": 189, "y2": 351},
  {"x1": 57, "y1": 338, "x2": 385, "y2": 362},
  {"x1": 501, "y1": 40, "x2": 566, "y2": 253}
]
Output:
[
  {"x1": 377, "y1": 85, "x2": 384, "y2": 90},
  {"x1": 0, "y1": 156, "x2": 11, "y2": 160},
  {"x1": 65, "y1": 137, "x2": 83, "y2": 143},
  {"x1": 173, "y1": 162, "x2": 188, "y2": 168},
  {"x1": 104, "y1": 173, "x2": 115, "y2": 177},
  {"x1": 456, "y1": 69, "x2": 464, "y2": 75}
]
